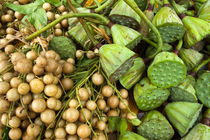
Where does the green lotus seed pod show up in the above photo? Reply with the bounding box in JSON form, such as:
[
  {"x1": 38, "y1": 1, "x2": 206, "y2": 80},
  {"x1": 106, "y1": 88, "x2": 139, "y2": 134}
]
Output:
[
  {"x1": 148, "y1": 52, "x2": 187, "y2": 88},
  {"x1": 198, "y1": 0, "x2": 210, "y2": 22},
  {"x1": 120, "y1": 131, "x2": 148, "y2": 140},
  {"x1": 134, "y1": 78, "x2": 170, "y2": 111},
  {"x1": 111, "y1": 24, "x2": 142, "y2": 50},
  {"x1": 181, "y1": 123, "x2": 210, "y2": 140},
  {"x1": 68, "y1": 23, "x2": 93, "y2": 50},
  {"x1": 170, "y1": 76, "x2": 198, "y2": 102},
  {"x1": 183, "y1": 16, "x2": 210, "y2": 48},
  {"x1": 109, "y1": 0, "x2": 141, "y2": 29},
  {"x1": 195, "y1": 72, "x2": 210, "y2": 108},
  {"x1": 179, "y1": 48, "x2": 204, "y2": 71},
  {"x1": 119, "y1": 57, "x2": 145, "y2": 89},
  {"x1": 137, "y1": 110, "x2": 174, "y2": 140},
  {"x1": 49, "y1": 36, "x2": 76, "y2": 59},
  {"x1": 164, "y1": 102, "x2": 203, "y2": 137},
  {"x1": 99, "y1": 44, "x2": 136, "y2": 81},
  {"x1": 149, "y1": 7, "x2": 185, "y2": 43}
]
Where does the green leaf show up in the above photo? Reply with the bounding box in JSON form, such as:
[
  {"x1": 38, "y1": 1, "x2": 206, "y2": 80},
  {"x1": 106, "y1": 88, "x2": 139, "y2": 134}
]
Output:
[
  {"x1": 22, "y1": 8, "x2": 47, "y2": 30},
  {"x1": 5, "y1": 0, "x2": 44, "y2": 14},
  {"x1": 108, "y1": 116, "x2": 121, "y2": 132},
  {"x1": 2, "y1": 126, "x2": 10, "y2": 140},
  {"x1": 118, "y1": 118, "x2": 128, "y2": 134},
  {"x1": 45, "y1": 0, "x2": 62, "y2": 7}
]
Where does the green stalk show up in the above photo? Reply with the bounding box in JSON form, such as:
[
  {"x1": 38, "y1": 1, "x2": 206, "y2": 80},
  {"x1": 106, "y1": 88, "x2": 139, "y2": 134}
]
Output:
[
  {"x1": 94, "y1": 0, "x2": 114, "y2": 13},
  {"x1": 142, "y1": 37, "x2": 158, "y2": 49},
  {"x1": 169, "y1": 0, "x2": 181, "y2": 15},
  {"x1": 193, "y1": 58, "x2": 210, "y2": 73},
  {"x1": 25, "y1": 13, "x2": 110, "y2": 41},
  {"x1": 67, "y1": 0, "x2": 99, "y2": 47},
  {"x1": 123, "y1": 0, "x2": 163, "y2": 58},
  {"x1": 175, "y1": 39, "x2": 183, "y2": 51}
]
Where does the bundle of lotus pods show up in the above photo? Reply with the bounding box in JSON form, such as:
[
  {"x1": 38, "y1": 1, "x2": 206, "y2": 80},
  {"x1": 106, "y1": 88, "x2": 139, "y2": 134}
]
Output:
[{"x1": 0, "y1": 0, "x2": 209, "y2": 139}]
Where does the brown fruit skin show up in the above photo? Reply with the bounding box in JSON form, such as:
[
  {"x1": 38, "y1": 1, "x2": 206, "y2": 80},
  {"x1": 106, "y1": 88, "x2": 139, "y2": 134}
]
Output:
[
  {"x1": 102, "y1": 85, "x2": 113, "y2": 97},
  {"x1": 65, "y1": 123, "x2": 77, "y2": 135},
  {"x1": 9, "y1": 128, "x2": 22, "y2": 140},
  {"x1": 65, "y1": 108, "x2": 79, "y2": 123},
  {"x1": 54, "y1": 127, "x2": 66, "y2": 139},
  {"x1": 97, "y1": 99, "x2": 106, "y2": 110},
  {"x1": 9, "y1": 116, "x2": 21, "y2": 128},
  {"x1": 120, "y1": 89, "x2": 129, "y2": 98},
  {"x1": 78, "y1": 88, "x2": 89, "y2": 101},
  {"x1": 63, "y1": 62, "x2": 74, "y2": 74},
  {"x1": 18, "y1": 83, "x2": 30, "y2": 95},
  {"x1": 44, "y1": 84, "x2": 58, "y2": 97},
  {"x1": 40, "y1": 109, "x2": 56, "y2": 124},
  {"x1": 77, "y1": 124, "x2": 91, "y2": 139},
  {"x1": 30, "y1": 79, "x2": 44, "y2": 94},
  {"x1": 0, "y1": 81, "x2": 10, "y2": 95},
  {"x1": 0, "y1": 99, "x2": 10, "y2": 112},
  {"x1": 91, "y1": 72, "x2": 104, "y2": 86},
  {"x1": 36, "y1": 56, "x2": 47, "y2": 67},
  {"x1": 33, "y1": 64, "x2": 45, "y2": 76},
  {"x1": 15, "y1": 106, "x2": 27, "y2": 119},
  {"x1": 2, "y1": 72, "x2": 14, "y2": 82},
  {"x1": 6, "y1": 88, "x2": 20, "y2": 102},
  {"x1": 27, "y1": 124, "x2": 41, "y2": 137},
  {"x1": 45, "y1": 59, "x2": 58, "y2": 73},
  {"x1": 79, "y1": 108, "x2": 91, "y2": 122},
  {"x1": 14, "y1": 59, "x2": 33, "y2": 74},
  {"x1": 107, "y1": 95, "x2": 119, "y2": 109},
  {"x1": 61, "y1": 78, "x2": 74, "y2": 91},
  {"x1": 18, "y1": 0, "x2": 31, "y2": 4},
  {"x1": 10, "y1": 77, "x2": 22, "y2": 88},
  {"x1": 31, "y1": 98, "x2": 46, "y2": 113},
  {"x1": 11, "y1": 52, "x2": 25, "y2": 65}
]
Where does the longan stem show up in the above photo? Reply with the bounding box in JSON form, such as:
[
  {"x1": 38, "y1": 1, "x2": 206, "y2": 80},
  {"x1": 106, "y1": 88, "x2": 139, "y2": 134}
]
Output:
[
  {"x1": 123, "y1": 0, "x2": 163, "y2": 58},
  {"x1": 25, "y1": 13, "x2": 110, "y2": 41}
]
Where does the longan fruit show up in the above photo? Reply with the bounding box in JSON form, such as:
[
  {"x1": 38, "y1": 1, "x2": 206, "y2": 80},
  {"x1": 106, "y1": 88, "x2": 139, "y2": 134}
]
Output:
[
  {"x1": 61, "y1": 78, "x2": 74, "y2": 91},
  {"x1": 65, "y1": 123, "x2": 77, "y2": 135},
  {"x1": 54, "y1": 127, "x2": 66, "y2": 139},
  {"x1": 65, "y1": 108, "x2": 79, "y2": 123},
  {"x1": 78, "y1": 88, "x2": 89, "y2": 101},
  {"x1": 0, "y1": 81, "x2": 10, "y2": 94},
  {"x1": 101, "y1": 85, "x2": 113, "y2": 97},
  {"x1": 31, "y1": 98, "x2": 46, "y2": 113},
  {"x1": 107, "y1": 95, "x2": 119, "y2": 108},
  {"x1": 26, "y1": 124, "x2": 41, "y2": 137},
  {"x1": 18, "y1": 82, "x2": 30, "y2": 95},
  {"x1": 79, "y1": 108, "x2": 91, "y2": 122},
  {"x1": 9, "y1": 116, "x2": 21, "y2": 128},
  {"x1": 40, "y1": 109, "x2": 56, "y2": 124},
  {"x1": 30, "y1": 78, "x2": 44, "y2": 94},
  {"x1": 6, "y1": 88, "x2": 20, "y2": 102},
  {"x1": 69, "y1": 99, "x2": 79, "y2": 108},
  {"x1": 10, "y1": 77, "x2": 22, "y2": 88},
  {"x1": 9, "y1": 128, "x2": 22, "y2": 140},
  {"x1": 62, "y1": 62, "x2": 74, "y2": 74},
  {"x1": 77, "y1": 124, "x2": 91, "y2": 139},
  {"x1": 91, "y1": 72, "x2": 104, "y2": 86},
  {"x1": 44, "y1": 84, "x2": 58, "y2": 97},
  {"x1": 0, "y1": 99, "x2": 10, "y2": 112}
]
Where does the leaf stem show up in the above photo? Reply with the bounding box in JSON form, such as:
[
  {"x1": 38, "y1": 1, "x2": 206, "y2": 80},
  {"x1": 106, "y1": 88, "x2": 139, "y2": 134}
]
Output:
[
  {"x1": 123, "y1": 0, "x2": 163, "y2": 58},
  {"x1": 94, "y1": 0, "x2": 113, "y2": 13},
  {"x1": 25, "y1": 13, "x2": 110, "y2": 41},
  {"x1": 192, "y1": 58, "x2": 210, "y2": 73}
]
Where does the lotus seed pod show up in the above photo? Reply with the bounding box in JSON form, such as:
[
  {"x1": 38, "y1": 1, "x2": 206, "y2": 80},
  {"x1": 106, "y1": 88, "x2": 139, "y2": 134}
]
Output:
[
  {"x1": 111, "y1": 24, "x2": 142, "y2": 50},
  {"x1": 170, "y1": 76, "x2": 197, "y2": 102},
  {"x1": 164, "y1": 102, "x2": 203, "y2": 137},
  {"x1": 179, "y1": 48, "x2": 204, "y2": 71},
  {"x1": 99, "y1": 44, "x2": 136, "y2": 81},
  {"x1": 195, "y1": 72, "x2": 210, "y2": 107},
  {"x1": 49, "y1": 36, "x2": 76, "y2": 59},
  {"x1": 134, "y1": 78, "x2": 170, "y2": 111},
  {"x1": 68, "y1": 23, "x2": 93, "y2": 50},
  {"x1": 181, "y1": 123, "x2": 210, "y2": 140},
  {"x1": 119, "y1": 131, "x2": 147, "y2": 140},
  {"x1": 149, "y1": 7, "x2": 185, "y2": 43},
  {"x1": 120, "y1": 57, "x2": 145, "y2": 89},
  {"x1": 183, "y1": 16, "x2": 210, "y2": 47},
  {"x1": 109, "y1": 0, "x2": 141, "y2": 29},
  {"x1": 137, "y1": 110, "x2": 174, "y2": 140},
  {"x1": 198, "y1": 0, "x2": 210, "y2": 22},
  {"x1": 148, "y1": 52, "x2": 187, "y2": 88}
]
